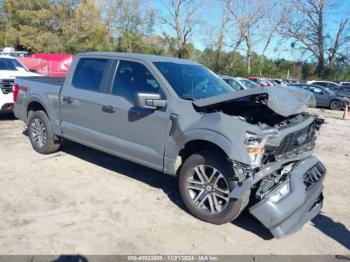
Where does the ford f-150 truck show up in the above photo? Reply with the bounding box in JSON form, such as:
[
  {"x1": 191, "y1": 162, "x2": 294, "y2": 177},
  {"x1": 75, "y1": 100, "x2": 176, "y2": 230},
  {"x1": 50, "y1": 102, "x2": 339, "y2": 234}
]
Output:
[{"x1": 13, "y1": 52, "x2": 326, "y2": 238}]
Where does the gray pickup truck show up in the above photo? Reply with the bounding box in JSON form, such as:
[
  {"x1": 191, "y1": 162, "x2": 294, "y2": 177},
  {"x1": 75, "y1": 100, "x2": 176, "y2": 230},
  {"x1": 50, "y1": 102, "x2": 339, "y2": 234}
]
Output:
[{"x1": 13, "y1": 52, "x2": 326, "y2": 238}]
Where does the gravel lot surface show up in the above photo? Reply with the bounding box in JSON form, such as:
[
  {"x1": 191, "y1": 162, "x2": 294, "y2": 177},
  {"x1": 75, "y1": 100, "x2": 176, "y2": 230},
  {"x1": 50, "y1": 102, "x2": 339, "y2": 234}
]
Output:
[{"x1": 0, "y1": 108, "x2": 349, "y2": 254}]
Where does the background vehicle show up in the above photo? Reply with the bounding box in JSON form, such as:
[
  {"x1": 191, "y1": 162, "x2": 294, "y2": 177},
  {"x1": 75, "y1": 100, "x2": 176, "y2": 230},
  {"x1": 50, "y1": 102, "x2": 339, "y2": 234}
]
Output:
[
  {"x1": 0, "y1": 55, "x2": 39, "y2": 112},
  {"x1": 283, "y1": 79, "x2": 299, "y2": 84},
  {"x1": 306, "y1": 81, "x2": 350, "y2": 99},
  {"x1": 248, "y1": 77, "x2": 273, "y2": 87},
  {"x1": 18, "y1": 53, "x2": 74, "y2": 77},
  {"x1": 236, "y1": 77, "x2": 259, "y2": 89},
  {"x1": 339, "y1": 81, "x2": 350, "y2": 86},
  {"x1": 14, "y1": 52, "x2": 325, "y2": 238},
  {"x1": 327, "y1": 85, "x2": 350, "y2": 99},
  {"x1": 271, "y1": 79, "x2": 287, "y2": 86},
  {"x1": 221, "y1": 76, "x2": 258, "y2": 90},
  {"x1": 307, "y1": 80, "x2": 339, "y2": 89},
  {"x1": 289, "y1": 84, "x2": 346, "y2": 110}
]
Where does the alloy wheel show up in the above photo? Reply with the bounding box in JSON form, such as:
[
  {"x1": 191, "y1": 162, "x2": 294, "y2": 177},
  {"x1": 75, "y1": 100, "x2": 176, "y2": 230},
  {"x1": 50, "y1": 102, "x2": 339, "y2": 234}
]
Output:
[
  {"x1": 187, "y1": 164, "x2": 230, "y2": 214},
  {"x1": 30, "y1": 118, "x2": 47, "y2": 148}
]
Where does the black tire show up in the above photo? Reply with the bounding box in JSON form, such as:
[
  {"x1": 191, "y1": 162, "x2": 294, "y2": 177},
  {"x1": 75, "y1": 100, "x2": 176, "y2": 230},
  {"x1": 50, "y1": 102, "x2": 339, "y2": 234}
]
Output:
[
  {"x1": 330, "y1": 100, "x2": 342, "y2": 110},
  {"x1": 178, "y1": 151, "x2": 250, "y2": 225},
  {"x1": 28, "y1": 110, "x2": 60, "y2": 154}
]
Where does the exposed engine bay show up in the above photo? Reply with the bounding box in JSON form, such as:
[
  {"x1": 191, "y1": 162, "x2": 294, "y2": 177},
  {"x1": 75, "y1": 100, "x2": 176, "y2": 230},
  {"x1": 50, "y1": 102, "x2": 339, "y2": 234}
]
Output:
[{"x1": 194, "y1": 93, "x2": 314, "y2": 130}]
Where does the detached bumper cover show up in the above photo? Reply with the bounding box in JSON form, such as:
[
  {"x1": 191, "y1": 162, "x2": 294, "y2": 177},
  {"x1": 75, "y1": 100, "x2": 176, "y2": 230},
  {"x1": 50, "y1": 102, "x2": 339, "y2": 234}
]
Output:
[{"x1": 249, "y1": 156, "x2": 326, "y2": 238}]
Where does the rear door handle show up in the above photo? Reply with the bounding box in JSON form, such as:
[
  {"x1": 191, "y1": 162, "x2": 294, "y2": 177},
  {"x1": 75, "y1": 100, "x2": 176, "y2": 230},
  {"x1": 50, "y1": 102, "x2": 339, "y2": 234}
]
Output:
[
  {"x1": 62, "y1": 96, "x2": 73, "y2": 104},
  {"x1": 102, "y1": 105, "x2": 116, "y2": 113}
]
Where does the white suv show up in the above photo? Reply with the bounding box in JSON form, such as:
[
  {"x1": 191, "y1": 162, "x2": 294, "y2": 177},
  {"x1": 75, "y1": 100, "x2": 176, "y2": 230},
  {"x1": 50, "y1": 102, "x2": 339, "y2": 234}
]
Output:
[{"x1": 0, "y1": 55, "x2": 39, "y2": 112}]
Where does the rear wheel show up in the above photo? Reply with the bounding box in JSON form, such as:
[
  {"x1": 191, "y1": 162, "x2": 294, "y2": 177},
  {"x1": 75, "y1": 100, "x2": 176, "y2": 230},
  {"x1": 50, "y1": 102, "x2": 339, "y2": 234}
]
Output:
[
  {"x1": 330, "y1": 100, "x2": 342, "y2": 110},
  {"x1": 178, "y1": 152, "x2": 250, "y2": 224},
  {"x1": 28, "y1": 110, "x2": 60, "y2": 154}
]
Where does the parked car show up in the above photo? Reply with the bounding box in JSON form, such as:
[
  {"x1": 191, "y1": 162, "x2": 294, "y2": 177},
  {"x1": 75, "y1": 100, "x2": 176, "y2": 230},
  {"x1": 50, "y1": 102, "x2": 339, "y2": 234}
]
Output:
[
  {"x1": 248, "y1": 77, "x2": 273, "y2": 87},
  {"x1": 331, "y1": 81, "x2": 350, "y2": 86},
  {"x1": 14, "y1": 52, "x2": 326, "y2": 238},
  {"x1": 328, "y1": 85, "x2": 350, "y2": 100},
  {"x1": 283, "y1": 79, "x2": 299, "y2": 84},
  {"x1": 221, "y1": 76, "x2": 259, "y2": 90},
  {"x1": 307, "y1": 80, "x2": 340, "y2": 89},
  {"x1": 340, "y1": 81, "x2": 350, "y2": 86},
  {"x1": 236, "y1": 77, "x2": 259, "y2": 89},
  {"x1": 289, "y1": 84, "x2": 346, "y2": 110},
  {"x1": 307, "y1": 81, "x2": 350, "y2": 99},
  {"x1": 271, "y1": 79, "x2": 288, "y2": 86},
  {"x1": 0, "y1": 55, "x2": 40, "y2": 112}
]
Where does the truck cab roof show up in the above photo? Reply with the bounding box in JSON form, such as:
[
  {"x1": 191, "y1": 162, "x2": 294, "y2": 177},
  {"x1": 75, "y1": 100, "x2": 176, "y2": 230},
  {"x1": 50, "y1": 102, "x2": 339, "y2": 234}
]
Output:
[{"x1": 78, "y1": 52, "x2": 199, "y2": 65}]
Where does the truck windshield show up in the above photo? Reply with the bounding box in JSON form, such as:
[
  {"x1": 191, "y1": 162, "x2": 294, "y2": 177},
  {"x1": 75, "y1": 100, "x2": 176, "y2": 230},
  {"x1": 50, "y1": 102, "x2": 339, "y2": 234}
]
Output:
[
  {"x1": 154, "y1": 62, "x2": 233, "y2": 100},
  {"x1": 0, "y1": 58, "x2": 28, "y2": 71}
]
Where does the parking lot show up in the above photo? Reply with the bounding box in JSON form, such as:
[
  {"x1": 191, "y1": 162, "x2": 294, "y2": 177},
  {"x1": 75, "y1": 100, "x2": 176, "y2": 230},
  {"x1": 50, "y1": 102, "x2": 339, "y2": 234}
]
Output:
[{"x1": 0, "y1": 108, "x2": 349, "y2": 255}]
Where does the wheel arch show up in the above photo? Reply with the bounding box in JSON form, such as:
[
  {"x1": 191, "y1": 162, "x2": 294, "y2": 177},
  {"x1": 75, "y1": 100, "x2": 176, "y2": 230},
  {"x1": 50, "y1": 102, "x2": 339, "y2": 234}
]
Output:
[
  {"x1": 163, "y1": 128, "x2": 246, "y2": 175},
  {"x1": 27, "y1": 100, "x2": 49, "y2": 119}
]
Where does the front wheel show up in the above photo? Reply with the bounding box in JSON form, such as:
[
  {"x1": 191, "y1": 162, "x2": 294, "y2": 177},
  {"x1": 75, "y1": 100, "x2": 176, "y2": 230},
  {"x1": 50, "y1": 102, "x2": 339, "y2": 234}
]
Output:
[
  {"x1": 178, "y1": 152, "x2": 250, "y2": 225},
  {"x1": 330, "y1": 100, "x2": 342, "y2": 110},
  {"x1": 28, "y1": 110, "x2": 61, "y2": 154}
]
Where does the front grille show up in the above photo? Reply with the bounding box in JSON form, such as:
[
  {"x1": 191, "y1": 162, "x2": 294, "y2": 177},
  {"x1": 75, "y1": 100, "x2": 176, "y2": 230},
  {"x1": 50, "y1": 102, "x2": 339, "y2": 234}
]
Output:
[
  {"x1": 275, "y1": 122, "x2": 317, "y2": 156},
  {"x1": 0, "y1": 79, "x2": 14, "y2": 94},
  {"x1": 303, "y1": 162, "x2": 326, "y2": 190}
]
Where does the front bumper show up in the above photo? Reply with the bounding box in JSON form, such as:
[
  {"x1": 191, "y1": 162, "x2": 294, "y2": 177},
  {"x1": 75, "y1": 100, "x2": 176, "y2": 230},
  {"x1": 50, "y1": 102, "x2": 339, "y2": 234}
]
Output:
[{"x1": 249, "y1": 156, "x2": 325, "y2": 238}]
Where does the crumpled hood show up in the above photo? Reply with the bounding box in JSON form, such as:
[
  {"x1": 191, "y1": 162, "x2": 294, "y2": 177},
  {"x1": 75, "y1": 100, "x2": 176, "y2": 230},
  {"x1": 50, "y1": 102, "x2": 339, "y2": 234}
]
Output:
[{"x1": 193, "y1": 86, "x2": 316, "y2": 117}]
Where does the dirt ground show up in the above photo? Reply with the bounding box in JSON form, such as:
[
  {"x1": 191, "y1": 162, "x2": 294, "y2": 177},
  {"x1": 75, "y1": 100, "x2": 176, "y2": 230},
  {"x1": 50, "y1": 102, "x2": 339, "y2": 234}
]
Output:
[{"x1": 0, "y1": 108, "x2": 349, "y2": 255}]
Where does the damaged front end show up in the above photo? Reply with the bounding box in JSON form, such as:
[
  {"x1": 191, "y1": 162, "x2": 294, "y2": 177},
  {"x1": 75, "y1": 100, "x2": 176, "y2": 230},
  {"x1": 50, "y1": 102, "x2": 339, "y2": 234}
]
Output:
[
  {"x1": 249, "y1": 157, "x2": 325, "y2": 238},
  {"x1": 234, "y1": 118, "x2": 326, "y2": 237},
  {"x1": 193, "y1": 87, "x2": 326, "y2": 237}
]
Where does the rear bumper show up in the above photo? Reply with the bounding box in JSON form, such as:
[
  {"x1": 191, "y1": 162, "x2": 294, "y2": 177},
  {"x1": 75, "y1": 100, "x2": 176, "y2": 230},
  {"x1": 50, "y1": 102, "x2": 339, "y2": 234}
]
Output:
[{"x1": 249, "y1": 156, "x2": 326, "y2": 238}]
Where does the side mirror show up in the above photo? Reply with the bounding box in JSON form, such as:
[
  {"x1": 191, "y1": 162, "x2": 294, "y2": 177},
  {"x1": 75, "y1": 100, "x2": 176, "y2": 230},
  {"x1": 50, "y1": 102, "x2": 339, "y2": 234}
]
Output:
[{"x1": 135, "y1": 93, "x2": 167, "y2": 110}]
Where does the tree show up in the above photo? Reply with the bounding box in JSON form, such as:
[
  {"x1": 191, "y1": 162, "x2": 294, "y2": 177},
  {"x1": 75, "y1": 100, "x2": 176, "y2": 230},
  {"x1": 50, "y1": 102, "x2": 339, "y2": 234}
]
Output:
[
  {"x1": 257, "y1": 3, "x2": 288, "y2": 76},
  {"x1": 159, "y1": 0, "x2": 205, "y2": 58},
  {"x1": 101, "y1": 0, "x2": 155, "y2": 53},
  {"x1": 57, "y1": 0, "x2": 112, "y2": 53},
  {"x1": 0, "y1": 1, "x2": 5, "y2": 46},
  {"x1": 227, "y1": 0, "x2": 270, "y2": 74},
  {"x1": 3, "y1": 0, "x2": 63, "y2": 52},
  {"x1": 211, "y1": 0, "x2": 230, "y2": 72},
  {"x1": 281, "y1": 0, "x2": 349, "y2": 77}
]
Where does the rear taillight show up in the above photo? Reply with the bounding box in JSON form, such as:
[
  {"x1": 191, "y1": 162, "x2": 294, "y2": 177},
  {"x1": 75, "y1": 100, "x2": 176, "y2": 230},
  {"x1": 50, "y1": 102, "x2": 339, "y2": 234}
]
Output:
[{"x1": 13, "y1": 83, "x2": 19, "y2": 102}]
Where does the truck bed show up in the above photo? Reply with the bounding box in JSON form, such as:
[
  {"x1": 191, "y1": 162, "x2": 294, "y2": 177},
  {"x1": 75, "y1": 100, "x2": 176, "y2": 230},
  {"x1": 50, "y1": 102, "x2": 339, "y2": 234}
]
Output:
[{"x1": 17, "y1": 76, "x2": 66, "y2": 86}]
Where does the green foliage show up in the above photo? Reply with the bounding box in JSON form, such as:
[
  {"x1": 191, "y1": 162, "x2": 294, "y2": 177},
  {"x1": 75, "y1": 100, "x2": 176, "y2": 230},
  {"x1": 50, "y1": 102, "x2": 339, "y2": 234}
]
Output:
[
  {"x1": 2, "y1": 0, "x2": 112, "y2": 52},
  {"x1": 58, "y1": 0, "x2": 113, "y2": 53}
]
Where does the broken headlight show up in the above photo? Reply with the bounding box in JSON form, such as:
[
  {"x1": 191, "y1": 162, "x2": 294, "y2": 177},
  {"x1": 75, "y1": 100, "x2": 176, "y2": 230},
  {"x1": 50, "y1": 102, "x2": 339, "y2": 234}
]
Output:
[
  {"x1": 269, "y1": 182, "x2": 291, "y2": 203},
  {"x1": 244, "y1": 132, "x2": 267, "y2": 168}
]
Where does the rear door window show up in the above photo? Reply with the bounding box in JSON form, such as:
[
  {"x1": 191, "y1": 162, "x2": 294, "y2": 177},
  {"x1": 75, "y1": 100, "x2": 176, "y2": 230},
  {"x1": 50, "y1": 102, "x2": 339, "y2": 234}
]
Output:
[{"x1": 72, "y1": 58, "x2": 108, "y2": 92}]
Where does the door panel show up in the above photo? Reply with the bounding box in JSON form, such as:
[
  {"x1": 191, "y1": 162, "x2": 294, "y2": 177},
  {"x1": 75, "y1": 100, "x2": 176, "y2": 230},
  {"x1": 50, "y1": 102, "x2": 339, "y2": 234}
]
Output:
[
  {"x1": 60, "y1": 58, "x2": 110, "y2": 144},
  {"x1": 99, "y1": 60, "x2": 168, "y2": 170}
]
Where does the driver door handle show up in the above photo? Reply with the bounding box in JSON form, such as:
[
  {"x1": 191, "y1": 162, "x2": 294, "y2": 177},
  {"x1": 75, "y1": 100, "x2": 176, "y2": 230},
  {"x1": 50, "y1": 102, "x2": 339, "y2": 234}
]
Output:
[
  {"x1": 102, "y1": 105, "x2": 116, "y2": 113},
  {"x1": 62, "y1": 96, "x2": 73, "y2": 104}
]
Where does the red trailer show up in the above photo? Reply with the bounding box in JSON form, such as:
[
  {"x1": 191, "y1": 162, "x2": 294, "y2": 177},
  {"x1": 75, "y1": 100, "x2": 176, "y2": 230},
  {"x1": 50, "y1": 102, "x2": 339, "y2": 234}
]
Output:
[{"x1": 18, "y1": 54, "x2": 74, "y2": 77}]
